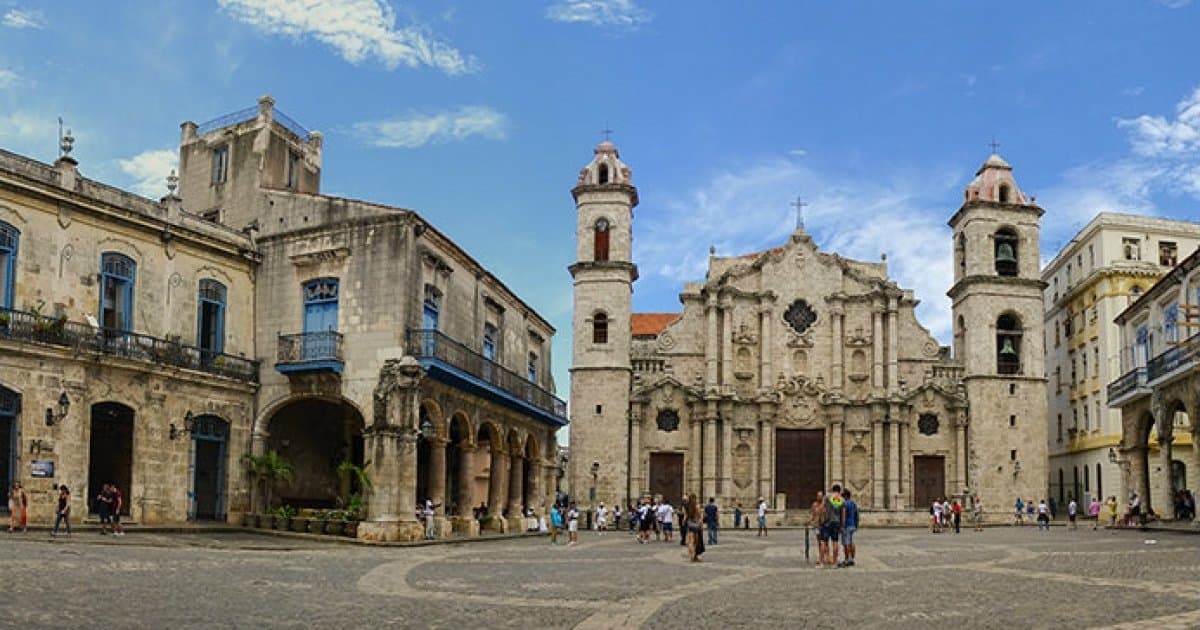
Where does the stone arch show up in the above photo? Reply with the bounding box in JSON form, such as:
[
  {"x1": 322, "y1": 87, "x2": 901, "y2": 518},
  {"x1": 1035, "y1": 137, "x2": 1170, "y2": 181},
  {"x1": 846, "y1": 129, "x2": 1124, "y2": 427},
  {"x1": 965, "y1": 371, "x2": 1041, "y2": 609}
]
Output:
[
  {"x1": 993, "y1": 226, "x2": 1019, "y2": 277},
  {"x1": 262, "y1": 396, "x2": 366, "y2": 510},
  {"x1": 419, "y1": 398, "x2": 447, "y2": 438},
  {"x1": 253, "y1": 393, "x2": 367, "y2": 438},
  {"x1": 445, "y1": 411, "x2": 475, "y2": 517}
]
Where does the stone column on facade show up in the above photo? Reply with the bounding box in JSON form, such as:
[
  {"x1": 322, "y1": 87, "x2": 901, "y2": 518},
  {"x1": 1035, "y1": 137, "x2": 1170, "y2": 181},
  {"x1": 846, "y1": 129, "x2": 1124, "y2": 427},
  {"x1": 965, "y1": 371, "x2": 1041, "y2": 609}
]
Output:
[
  {"x1": 830, "y1": 302, "x2": 844, "y2": 390},
  {"x1": 688, "y1": 415, "x2": 703, "y2": 497},
  {"x1": 703, "y1": 413, "x2": 718, "y2": 500},
  {"x1": 887, "y1": 297, "x2": 899, "y2": 393},
  {"x1": 629, "y1": 410, "x2": 641, "y2": 501},
  {"x1": 1192, "y1": 427, "x2": 1200, "y2": 520},
  {"x1": 887, "y1": 417, "x2": 900, "y2": 509},
  {"x1": 705, "y1": 297, "x2": 719, "y2": 386},
  {"x1": 760, "y1": 418, "x2": 775, "y2": 507},
  {"x1": 720, "y1": 414, "x2": 733, "y2": 497},
  {"x1": 872, "y1": 302, "x2": 884, "y2": 390},
  {"x1": 759, "y1": 304, "x2": 773, "y2": 386},
  {"x1": 721, "y1": 299, "x2": 735, "y2": 388},
  {"x1": 487, "y1": 445, "x2": 509, "y2": 520},
  {"x1": 830, "y1": 420, "x2": 844, "y2": 487},
  {"x1": 1136, "y1": 446, "x2": 1151, "y2": 514},
  {"x1": 360, "y1": 357, "x2": 424, "y2": 542},
  {"x1": 871, "y1": 419, "x2": 884, "y2": 508},
  {"x1": 508, "y1": 450, "x2": 525, "y2": 519},
  {"x1": 954, "y1": 422, "x2": 966, "y2": 496},
  {"x1": 428, "y1": 437, "x2": 448, "y2": 516},
  {"x1": 456, "y1": 446, "x2": 476, "y2": 518}
]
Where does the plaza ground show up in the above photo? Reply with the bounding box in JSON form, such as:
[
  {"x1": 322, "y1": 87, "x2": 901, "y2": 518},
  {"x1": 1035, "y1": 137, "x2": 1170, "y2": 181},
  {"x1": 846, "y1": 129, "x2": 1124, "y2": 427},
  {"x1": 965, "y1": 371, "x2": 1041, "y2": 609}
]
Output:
[{"x1": 1, "y1": 526, "x2": 1198, "y2": 629}]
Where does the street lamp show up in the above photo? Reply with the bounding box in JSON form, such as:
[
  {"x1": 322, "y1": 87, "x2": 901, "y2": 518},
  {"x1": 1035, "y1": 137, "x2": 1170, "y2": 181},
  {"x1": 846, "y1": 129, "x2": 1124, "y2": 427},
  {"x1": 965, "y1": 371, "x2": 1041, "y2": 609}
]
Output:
[
  {"x1": 170, "y1": 410, "x2": 196, "y2": 441},
  {"x1": 419, "y1": 416, "x2": 434, "y2": 440},
  {"x1": 44, "y1": 391, "x2": 69, "y2": 427}
]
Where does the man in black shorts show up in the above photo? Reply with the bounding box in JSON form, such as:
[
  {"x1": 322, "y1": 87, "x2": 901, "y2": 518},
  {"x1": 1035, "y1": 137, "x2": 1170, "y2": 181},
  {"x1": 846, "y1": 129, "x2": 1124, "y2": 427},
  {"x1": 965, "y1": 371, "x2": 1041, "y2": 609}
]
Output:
[
  {"x1": 820, "y1": 484, "x2": 845, "y2": 568},
  {"x1": 96, "y1": 484, "x2": 113, "y2": 535}
]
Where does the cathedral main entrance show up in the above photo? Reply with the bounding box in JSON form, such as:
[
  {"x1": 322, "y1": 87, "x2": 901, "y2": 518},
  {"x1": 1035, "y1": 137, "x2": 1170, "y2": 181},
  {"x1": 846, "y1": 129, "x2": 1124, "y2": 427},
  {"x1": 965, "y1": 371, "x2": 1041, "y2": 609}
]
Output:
[
  {"x1": 648, "y1": 452, "x2": 683, "y2": 501},
  {"x1": 775, "y1": 429, "x2": 824, "y2": 510},
  {"x1": 913, "y1": 456, "x2": 945, "y2": 508}
]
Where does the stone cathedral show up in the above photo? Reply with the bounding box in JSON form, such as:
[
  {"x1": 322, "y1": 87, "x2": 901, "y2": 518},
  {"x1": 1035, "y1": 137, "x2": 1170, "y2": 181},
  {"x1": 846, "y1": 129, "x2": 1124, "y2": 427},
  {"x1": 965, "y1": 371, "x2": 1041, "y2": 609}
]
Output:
[{"x1": 568, "y1": 142, "x2": 1048, "y2": 523}]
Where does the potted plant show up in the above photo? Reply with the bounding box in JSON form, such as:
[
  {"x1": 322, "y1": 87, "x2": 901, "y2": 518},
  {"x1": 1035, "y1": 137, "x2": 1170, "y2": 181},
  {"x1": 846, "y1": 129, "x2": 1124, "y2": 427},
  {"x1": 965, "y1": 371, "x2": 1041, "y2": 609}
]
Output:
[
  {"x1": 323, "y1": 510, "x2": 346, "y2": 535},
  {"x1": 271, "y1": 505, "x2": 296, "y2": 530},
  {"x1": 336, "y1": 459, "x2": 371, "y2": 538},
  {"x1": 290, "y1": 509, "x2": 311, "y2": 533},
  {"x1": 308, "y1": 509, "x2": 328, "y2": 534},
  {"x1": 245, "y1": 450, "x2": 293, "y2": 516}
]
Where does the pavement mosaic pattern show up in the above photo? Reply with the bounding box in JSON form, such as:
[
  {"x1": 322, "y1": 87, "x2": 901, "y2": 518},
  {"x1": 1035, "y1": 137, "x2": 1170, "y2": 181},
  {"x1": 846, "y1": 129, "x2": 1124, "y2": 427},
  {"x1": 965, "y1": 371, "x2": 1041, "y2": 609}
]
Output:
[{"x1": 0, "y1": 527, "x2": 1198, "y2": 629}]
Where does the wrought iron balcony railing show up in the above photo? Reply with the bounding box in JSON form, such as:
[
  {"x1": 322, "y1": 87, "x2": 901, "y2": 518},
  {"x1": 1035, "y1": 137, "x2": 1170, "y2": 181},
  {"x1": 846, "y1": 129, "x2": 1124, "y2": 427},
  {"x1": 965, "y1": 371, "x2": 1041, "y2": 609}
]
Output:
[
  {"x1": 276, "y1": 331, "x2": 344, "y2": 365},
  {"x1": 0, "y1": 307, "x2": 258, "y2": 382},
  {"x1": 1146, "y1": 332, "x2": 1200, "y2": 383},
  {"x1": 407, "y1": 328, "x2": 567, "y2": 420},
  {"x1": 1106, "y1": 367, "x2": 1146, "y2": 402}
]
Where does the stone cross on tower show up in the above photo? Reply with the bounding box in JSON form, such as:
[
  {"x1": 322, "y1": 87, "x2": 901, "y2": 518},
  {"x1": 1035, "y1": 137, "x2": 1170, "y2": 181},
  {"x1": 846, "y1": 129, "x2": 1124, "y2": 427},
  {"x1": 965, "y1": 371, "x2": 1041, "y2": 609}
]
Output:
[
  {"x1": 601, "y1": 126, "x2": 613, "y2": 141},
  {"x1": 989, "y1": 138, "x2": 1001, "y2": 154},
  {"x1": 791, "y1": 197, "x2": 808, "y2": 230}
]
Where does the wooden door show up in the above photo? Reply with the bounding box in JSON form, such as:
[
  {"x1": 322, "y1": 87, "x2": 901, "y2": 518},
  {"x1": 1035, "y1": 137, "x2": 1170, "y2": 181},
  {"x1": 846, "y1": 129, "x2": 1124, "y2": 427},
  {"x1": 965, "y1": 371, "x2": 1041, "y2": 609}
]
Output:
[
  {"x1": 775, "y1": 429, "x2": 824, "y2": 510},
  {"x1": 648, "y1": 452, "x2": 684, "y2": 502},
  {"x1": 913, "y1": 456, "x2": 945, "y2": 509}
]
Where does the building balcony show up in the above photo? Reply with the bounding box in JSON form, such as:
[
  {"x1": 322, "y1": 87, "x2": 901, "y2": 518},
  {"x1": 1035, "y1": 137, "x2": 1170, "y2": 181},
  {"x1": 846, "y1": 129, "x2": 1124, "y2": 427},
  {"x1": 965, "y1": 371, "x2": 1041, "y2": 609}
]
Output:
[
  {"x1": 406, "y1": 328, "x2": 568, "y2": 427},
  {"x1": 0, "y1": 307, "x2": 258, "y2": 382},
  {"x1": 1106, "y1": 367, "x2": 1147, "y2": 408},
  {"x1": 1145, "y1": 332, "x2": 1200, "y2": 387},
  {"x1": 275, "y1": 331, "x2": 344, "y2": 375}
]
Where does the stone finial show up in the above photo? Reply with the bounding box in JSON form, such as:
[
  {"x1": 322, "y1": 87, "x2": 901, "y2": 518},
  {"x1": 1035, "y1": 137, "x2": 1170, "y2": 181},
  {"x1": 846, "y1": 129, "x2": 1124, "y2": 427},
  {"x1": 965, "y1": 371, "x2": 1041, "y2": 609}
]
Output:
[
  {"x1": 59, "y1": 128, "x2": 75, "y2": 158},
  {"x1": 181, "y1": 121, "x2": 198, "y2": 143},
  {"x1": 166, "y1": 169, "x2": 179, "y2": 197},
  {"x1": 257, "y1": 94, "x2": 275, "y2": 121}
]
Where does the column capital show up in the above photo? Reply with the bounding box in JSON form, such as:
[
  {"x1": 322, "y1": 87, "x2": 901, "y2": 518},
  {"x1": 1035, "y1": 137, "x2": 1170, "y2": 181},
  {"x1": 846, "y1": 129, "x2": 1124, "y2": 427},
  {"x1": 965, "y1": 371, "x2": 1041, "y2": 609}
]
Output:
[{"x1": 428, "y1": 436, "x2": 449, "y2": 447}]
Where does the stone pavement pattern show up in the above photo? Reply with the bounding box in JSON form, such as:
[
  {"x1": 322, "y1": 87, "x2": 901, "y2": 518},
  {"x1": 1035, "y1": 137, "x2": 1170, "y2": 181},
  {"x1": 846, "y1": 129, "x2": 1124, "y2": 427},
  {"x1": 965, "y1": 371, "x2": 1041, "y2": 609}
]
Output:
[{"x1": 1, "y1": 528, "x2": 1198, "y2": 629}]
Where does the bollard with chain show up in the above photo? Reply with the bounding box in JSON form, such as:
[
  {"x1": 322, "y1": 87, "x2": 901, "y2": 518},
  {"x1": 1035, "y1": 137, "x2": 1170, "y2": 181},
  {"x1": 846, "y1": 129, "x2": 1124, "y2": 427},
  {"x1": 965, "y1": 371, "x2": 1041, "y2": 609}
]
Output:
[{"x1": 804, "y1": 525, "x2": 810, "y2": 561}]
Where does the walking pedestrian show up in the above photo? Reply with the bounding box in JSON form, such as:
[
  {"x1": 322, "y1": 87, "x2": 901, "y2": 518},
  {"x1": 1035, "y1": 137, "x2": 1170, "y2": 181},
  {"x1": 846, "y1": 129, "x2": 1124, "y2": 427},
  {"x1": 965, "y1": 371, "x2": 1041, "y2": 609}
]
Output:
[
  {"x1": 7, "y1": 482, "x2": 27, "y2": 533},
  {"x1": 595, "y1": 502, "x2": 607, "y2": 534},
  {"x1": 567, "y1": 502, "x2": 580, "y2": 546},
  {"x1": 613, "y1": 504, "x2": 622, "y2": 531},
  {"x1": 756, "y1": 497, "x2": 768, "y2": 537},
  {"x1": 972, "y1": 496, "x2": 984, "y2": 532},
  {"x1": 1067, "y1": 497, "x2": 1078, "y2": 530},
  {"x1": 733, "y1": 503, "x2": 742, "y2": 529},
  {"x1": 51, "y1": 485, "x2": 71, "y2": 537},
  {"x1": 838, "y1": 488, "x2": 858, "y2": 568},
  {"x1": 1089, "y1": 496, "x2": 1101, "y2": 530},
  {"x1": 685, "y1": 493, "x2": 705, "y2": 562},
  {"x1": 951, "y1": 499, "x2": 962, "y2": 534},
  {"x1": 931, "y1": 498, "x2": 943, "y2": 533},
  {"x1": 1036, "y1": 499, "x2": 1050, "y2": 531},
  {"x1": 1105, "y1": 496, "x2": 1119, "y2": 530},
  {"x1": 658, "y1": 499, "x2": 675, "y2": 542},
  {"x1": 638, "y1": 499, "x2": 654, "y2": 543},
  {"x1": 96, "y1": 484, "x2": 113, "y2": 535},
  {"x1": 1014, "y1": 497, "x2": 1025, "y2": 526},
  {"x1": 549, "y1": 503, "x2": 563, "y2": 544},
  {"x1": 704, "y1": 497, "x2": 719, "y2": 545}
]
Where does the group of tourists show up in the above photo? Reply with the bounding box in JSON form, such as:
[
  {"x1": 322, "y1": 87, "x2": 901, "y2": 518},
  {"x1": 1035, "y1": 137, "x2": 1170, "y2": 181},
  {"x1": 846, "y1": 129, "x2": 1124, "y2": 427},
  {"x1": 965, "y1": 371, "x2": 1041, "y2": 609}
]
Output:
[
  {"x1": 806, "y1": 484, "x2": 858, "y2": 568},
  {"x1": 7, "y1": 482, "x2": 123, "y2": 538}
]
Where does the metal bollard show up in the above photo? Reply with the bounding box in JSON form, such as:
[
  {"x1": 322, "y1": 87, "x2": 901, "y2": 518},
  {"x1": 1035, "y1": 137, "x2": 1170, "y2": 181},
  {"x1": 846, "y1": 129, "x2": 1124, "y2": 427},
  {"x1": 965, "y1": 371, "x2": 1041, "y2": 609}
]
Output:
[{"x1": 804, "y1": 526, "x2": 810, "y2": 561}]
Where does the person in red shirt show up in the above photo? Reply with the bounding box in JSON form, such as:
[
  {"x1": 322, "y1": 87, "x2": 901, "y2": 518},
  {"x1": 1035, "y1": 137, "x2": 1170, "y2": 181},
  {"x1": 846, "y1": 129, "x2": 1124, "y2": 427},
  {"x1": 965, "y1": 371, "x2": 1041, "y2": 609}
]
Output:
[
  {"x1": 951, "y1": 499, "x2": 963, "y2": 534},
  {"x1": 110, "y1": 484, "x2": 125, "y2": 536}
]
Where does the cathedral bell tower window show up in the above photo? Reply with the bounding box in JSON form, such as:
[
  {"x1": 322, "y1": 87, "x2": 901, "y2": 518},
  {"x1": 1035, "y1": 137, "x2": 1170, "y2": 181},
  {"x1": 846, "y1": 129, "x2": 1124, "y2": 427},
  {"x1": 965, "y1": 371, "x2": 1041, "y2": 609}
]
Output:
[
  {"x1": 997, "y1": 313, "x2": 1022, "y2": 375},
  {"x1": 594, "y1": 218, "x2": 610, "y2": 262},
  {"x1": 994, "y1": 229, "x2": 1019, "y2": 277},
  {"x1": 598, "y1": 163, "x2": 609, "y2": 184},
  {"x1": 593, "y1": 312, "x2": 609, "y2": 344}
]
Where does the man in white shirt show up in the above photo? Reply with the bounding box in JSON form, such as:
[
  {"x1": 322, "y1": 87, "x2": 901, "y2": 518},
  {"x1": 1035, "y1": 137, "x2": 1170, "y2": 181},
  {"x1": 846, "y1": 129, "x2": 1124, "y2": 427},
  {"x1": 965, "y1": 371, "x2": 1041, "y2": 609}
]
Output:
[
  {"x1": 658, "y1": 500, "x2": 674, "y2": 542},
  {"x1": 595, "y1": 502, "x2": 608, "y2": 534},
  {"x1": 1067, "y1": 497, "x2": 1078, "y2": 530},
  {"x1": 757, "y1": 497, "x2": 768, "y2": 537},
  {"x1": 423, "y1": 498, "x2": 440, "y2": 540}
]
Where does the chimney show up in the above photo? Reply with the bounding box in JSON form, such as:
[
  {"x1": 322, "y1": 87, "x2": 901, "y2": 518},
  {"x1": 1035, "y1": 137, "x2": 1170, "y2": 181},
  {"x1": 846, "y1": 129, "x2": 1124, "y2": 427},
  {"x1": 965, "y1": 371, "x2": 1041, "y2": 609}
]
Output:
[{"x1": 54, "y1": 128, "x2": 79, "y2": 191}]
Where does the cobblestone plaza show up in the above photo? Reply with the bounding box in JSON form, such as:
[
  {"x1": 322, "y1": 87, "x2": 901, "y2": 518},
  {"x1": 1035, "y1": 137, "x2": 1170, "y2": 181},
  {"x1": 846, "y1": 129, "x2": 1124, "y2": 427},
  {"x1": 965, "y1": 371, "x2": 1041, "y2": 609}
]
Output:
[{"x1": 2, "y1": 527, "x2": 1198, "y2": 628}]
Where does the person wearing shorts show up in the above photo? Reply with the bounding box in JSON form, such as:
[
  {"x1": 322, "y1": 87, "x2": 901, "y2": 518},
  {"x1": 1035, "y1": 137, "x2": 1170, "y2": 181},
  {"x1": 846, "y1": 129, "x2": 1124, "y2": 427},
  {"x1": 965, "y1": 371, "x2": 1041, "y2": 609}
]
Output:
[
  {"x1": 567, "y1": 502, "x2": 580, "y2": 546},
  {"x1": 110, "y1": 484, "x2": 125, "y2": 536},
  {"x1": 756, "y1": 497, "x2": 768, "y2": 537},
  {"x1": 820, "y1": 484, "x2": 844, "y2": 568},
  {"x1": 658, "y1": 500, "x2": 674, "y2": 542},
  {"x1": 95, "y1": 484, "x2": 113, "y2": 535},
  {"x1": 638, "y1": 500, "x2": 654, "y2": 543},
  {"x1": 838, "y1": 488, "x2": 858, "y2": 568}
]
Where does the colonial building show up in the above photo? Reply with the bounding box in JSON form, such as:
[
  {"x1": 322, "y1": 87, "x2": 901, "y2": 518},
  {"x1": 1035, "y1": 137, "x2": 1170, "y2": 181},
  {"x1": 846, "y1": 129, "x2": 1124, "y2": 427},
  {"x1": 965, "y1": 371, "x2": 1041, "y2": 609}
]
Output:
[
  {"x1": 0, "y1": 135, "x2": 259, "y2": 524},
  {"x1": 1109, "y1": 247, "x2": 1200, "y2": 520},
  {"x1": 1044, "y1": 213, "x2": 1200, "y2": 509},
  {"x1": 0, "y1": 96, "x2": 567, "y2": 539},
  {"x1": 568, "y1": 144, "x2": 1048, "y2": 522}
]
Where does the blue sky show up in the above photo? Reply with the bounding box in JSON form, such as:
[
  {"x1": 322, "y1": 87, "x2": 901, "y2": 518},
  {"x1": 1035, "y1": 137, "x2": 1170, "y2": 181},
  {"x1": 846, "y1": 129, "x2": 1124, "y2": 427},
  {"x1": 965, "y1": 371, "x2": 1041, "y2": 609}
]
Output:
[{"x1": 2, "y1": 0, "x2": 1200, "y2": 409}]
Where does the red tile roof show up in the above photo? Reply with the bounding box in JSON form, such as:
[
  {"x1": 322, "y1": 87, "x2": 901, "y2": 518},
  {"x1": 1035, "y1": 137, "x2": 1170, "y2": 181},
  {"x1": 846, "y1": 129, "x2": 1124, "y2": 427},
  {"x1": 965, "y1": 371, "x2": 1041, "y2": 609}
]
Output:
[{"x1": 632, "y1": 313, "x2": 679, "y2": 337}]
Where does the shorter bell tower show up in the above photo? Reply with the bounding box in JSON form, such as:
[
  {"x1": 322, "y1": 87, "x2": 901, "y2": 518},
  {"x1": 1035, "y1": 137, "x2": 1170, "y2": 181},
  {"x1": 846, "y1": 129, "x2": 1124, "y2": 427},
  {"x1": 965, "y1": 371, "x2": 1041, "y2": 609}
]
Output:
[
  {"x1": 568, "y1": 140, "x2": 638, "y2": 510},
  {"x1": 948, "y1": 152, "x2": 1048, "y2": 511}
]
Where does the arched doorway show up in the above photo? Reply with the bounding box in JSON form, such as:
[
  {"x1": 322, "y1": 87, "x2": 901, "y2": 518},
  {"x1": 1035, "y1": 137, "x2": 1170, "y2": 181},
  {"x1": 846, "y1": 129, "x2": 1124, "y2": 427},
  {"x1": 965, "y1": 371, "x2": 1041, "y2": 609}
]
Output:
[
  {"x1": 190, "y1": 415, "x2": 229, "y2": 521},
  {"x1": 89, "y1": 402, "x2": 135, "y2": 515},
  {"x1": 265, "y1": 398, "x2": 364, "y2": 509},
  {"x1": 446, "y1": 413, "x2": 471, "y2": 517},
  {"x1": 0, "y1": 386, "x2": 19, "y2": 505}
]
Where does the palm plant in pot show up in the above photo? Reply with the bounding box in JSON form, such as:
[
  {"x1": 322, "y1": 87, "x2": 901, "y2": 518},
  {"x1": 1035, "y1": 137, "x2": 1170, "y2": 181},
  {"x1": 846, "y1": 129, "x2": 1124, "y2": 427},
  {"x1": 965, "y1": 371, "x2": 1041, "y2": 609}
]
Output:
[{"x1": 245, "y1": 450, "x2": 293, "y2": 526}]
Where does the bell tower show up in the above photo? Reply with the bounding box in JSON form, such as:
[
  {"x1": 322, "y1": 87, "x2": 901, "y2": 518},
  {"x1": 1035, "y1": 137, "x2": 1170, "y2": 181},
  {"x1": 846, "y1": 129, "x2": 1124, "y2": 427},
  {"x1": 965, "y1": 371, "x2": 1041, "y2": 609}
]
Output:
[
  {"x1": 948, "y1": 152, "x2": 1048, "y2": 513},
  {"x1": 567, "y1": 140, "x2": 638, "y2": 511}
]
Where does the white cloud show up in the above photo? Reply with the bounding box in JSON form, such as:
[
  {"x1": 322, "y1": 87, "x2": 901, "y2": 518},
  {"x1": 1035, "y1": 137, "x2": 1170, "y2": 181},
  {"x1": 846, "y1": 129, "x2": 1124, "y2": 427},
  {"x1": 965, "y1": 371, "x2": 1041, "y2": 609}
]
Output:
[
  {"x1": 117, "y1": 149, "x2": 178, "y2": 198},
  {"x1": 1156, "y1": 0, "x2": 1192, "y2": 7},
  {"x1": 0, "y1": 111, "x2": 56, "y2": 147},
  {"x1": 787, "y1": 148, "x2": 807, "y2": 157},
  {"x1": 1116, "y1": 86, "x2": 1200, "y2": 157},
  {"x1": 637, "y1": 158, "x2": 960, "y2": 341},
  {"x1": 2, "y1": 8, "x2": 45, "y2": 29},
  {"x1": 0, "y1": 69, "x2": 17, "y2": 89},
  {"x1": 352, "y1": 106, "x2": 508, "y2": 148},
  {"x1": 217, "y1": 0, "x2": 477, "y2": 75},
  {"x1": 545, "y1": 0, "x2": 652, "y2": 27},
  {"x1": 1123, "y1": 85, "x2": 1145, "y2": 97}
]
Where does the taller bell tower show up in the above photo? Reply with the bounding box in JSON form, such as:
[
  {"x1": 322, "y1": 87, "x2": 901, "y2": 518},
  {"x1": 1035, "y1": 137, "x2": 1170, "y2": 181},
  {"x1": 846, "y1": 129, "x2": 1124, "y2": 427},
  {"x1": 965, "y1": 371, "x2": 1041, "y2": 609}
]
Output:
[
  {"x1": 568, "y1": 140, "x2": 638, "y2": 510},
  {"x1": 948, "y1": 153, "x2": 1048, "y2": 511}
]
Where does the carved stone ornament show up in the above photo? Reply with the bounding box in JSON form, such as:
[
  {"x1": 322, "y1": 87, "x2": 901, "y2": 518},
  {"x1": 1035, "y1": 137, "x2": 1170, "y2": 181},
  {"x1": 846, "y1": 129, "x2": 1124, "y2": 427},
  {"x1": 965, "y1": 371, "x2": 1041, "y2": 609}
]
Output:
[
  {"x1": 656, "y1": 409, "x2": 680, "y2": 432},
  {"x1": 918, "y1": 413, "x2": 940, "y2": 436},
  {"x1": 732, "y1": 323, "x2": 758, "y2": 345},
  {"x1": 923, "y1": 341, "x2": 941, "y2": 358},
  {"x1": 845, "y1": 327, "x2": 871, "y2": 347},
  {"x1": 657, "y1": 332, "x2": 676, "y2": 351},
  {"x1": 783, "y1": 299, "x2": 817, "y2": 335}
]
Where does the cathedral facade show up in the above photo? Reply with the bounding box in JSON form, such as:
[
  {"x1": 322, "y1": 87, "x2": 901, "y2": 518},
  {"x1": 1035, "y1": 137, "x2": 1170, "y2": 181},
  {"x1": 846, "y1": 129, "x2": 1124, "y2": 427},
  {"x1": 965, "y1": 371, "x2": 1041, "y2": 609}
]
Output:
[{"x1": 568, "y1": 143, "x2": 1048, "y2": 523}]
